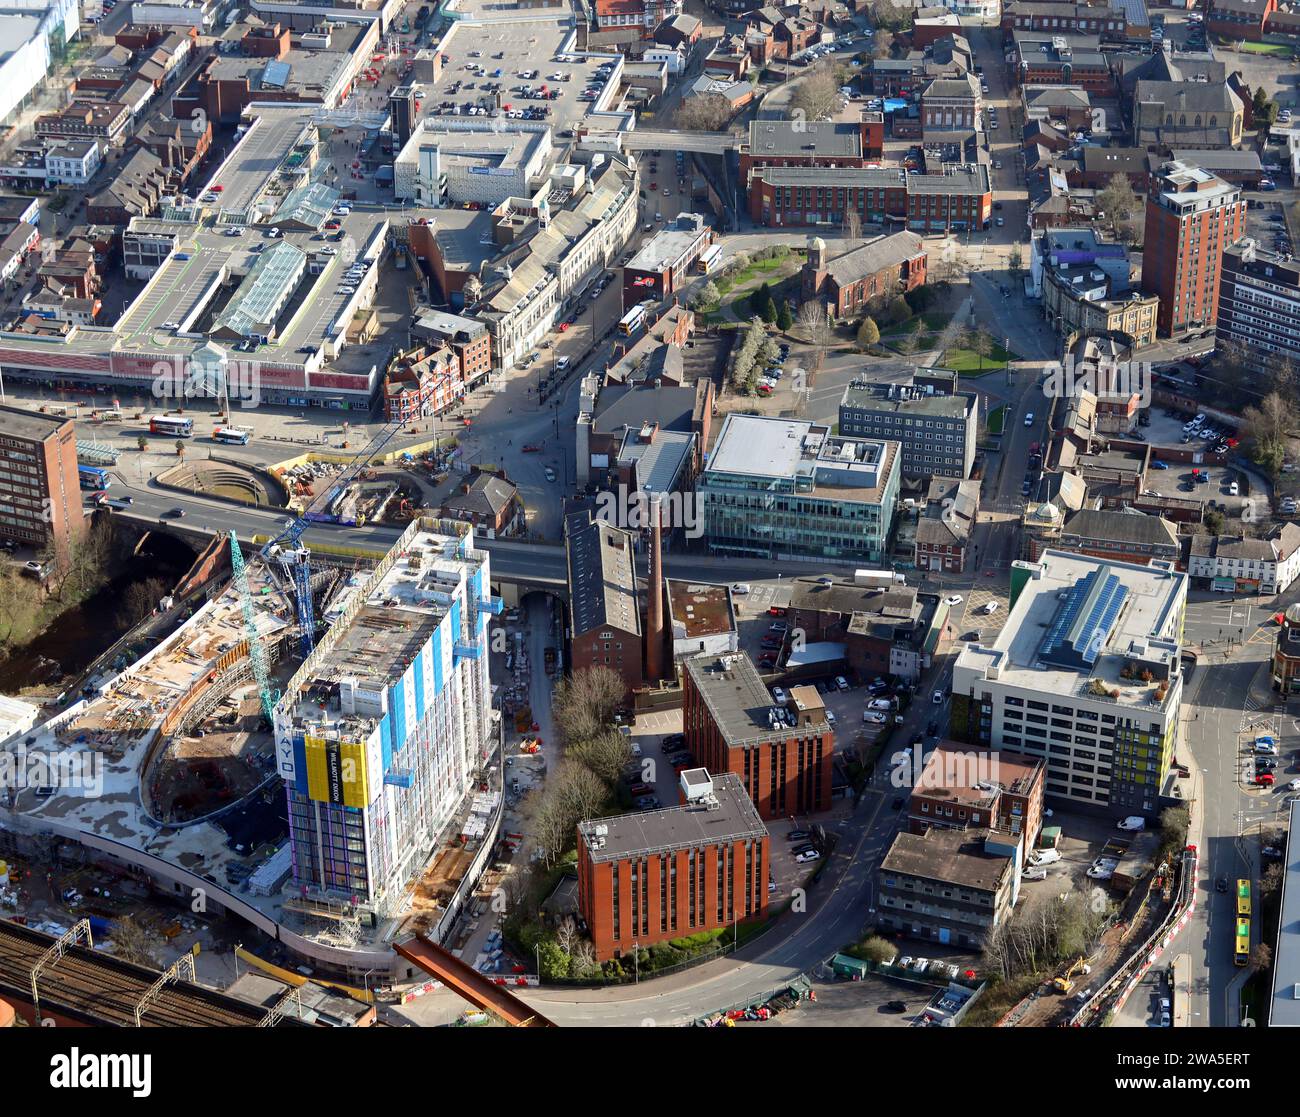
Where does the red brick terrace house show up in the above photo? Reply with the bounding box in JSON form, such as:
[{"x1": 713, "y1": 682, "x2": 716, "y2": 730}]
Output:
[{"x1": 382, "y1": 341, "x2": 465, "y2": 422}]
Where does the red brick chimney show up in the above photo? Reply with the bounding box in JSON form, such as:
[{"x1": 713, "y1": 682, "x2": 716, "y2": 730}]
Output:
[{"x1": 645, "y1": 492, "x2": 665, "y2": 682}]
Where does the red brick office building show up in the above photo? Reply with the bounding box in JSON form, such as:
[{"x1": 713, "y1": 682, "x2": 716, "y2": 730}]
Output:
[
  {"x1": 577, "y1": 770, "x2": 769, "y2": 961},
  {"x1": 1140, "y1": 161, "x2": 1245, "y2": 337},
  {"x1": 683, "y1": 653, "x2": 832, "y2": 819}
]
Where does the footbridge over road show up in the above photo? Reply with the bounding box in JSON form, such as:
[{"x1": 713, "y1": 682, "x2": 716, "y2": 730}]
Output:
[{"x1": 623, "y1": 129, "x2": 740, "y2": 153}]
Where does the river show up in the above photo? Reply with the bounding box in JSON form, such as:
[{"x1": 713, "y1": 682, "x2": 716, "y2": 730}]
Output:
[{"x1": 1, "y1": 530, "x2": 197, "y2": 692}]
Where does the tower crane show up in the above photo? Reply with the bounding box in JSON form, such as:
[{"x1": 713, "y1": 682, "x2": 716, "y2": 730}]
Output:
[{"x1": 258, "y1": 421, "x2": 406, "y2": 656}]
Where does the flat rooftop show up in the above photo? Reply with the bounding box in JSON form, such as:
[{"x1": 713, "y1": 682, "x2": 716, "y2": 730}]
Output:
[
  {"x1": 578, "y1": 771, "x2": 766, "y2": 861},
  {"x1": 703, "y1": 413, "x2": 897, "y2": 503},
  {"x1": 953, "y1": 550, "x2": 1186, "y2": 709},
  {"x1": 626, "y1": 214, "x2": 708, "y2": 273},
  {"x1": 684, "y1": 652, "x2": 819, "y2": 746},
  {"x1": 0, "y1": 402, "x2": 72, "y2": 442},
  {"x1": 746, "y1": 119, "x2": 863, "y2": 159},
  {"x1": 881, "y1": 827, "x2": 1013, "y2": 892},
  {"x1": 666, "y1": 579, "x2": 735, "y2": 641},
  {"x1": 915, "y1": 745, "x2": 1044, "y2": 807},
  {"x1": 1269, "y1": 798, "x2": 1300, "y2": 1026}
]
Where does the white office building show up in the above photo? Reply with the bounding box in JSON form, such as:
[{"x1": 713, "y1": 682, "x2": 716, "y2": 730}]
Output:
[{"x1": 952, "y1": 551, "x2": 1187, "y2": 816}]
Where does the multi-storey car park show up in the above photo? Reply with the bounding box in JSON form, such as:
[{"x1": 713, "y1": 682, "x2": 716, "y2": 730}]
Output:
[
  {"x1": 0, "y1": 518, "x2": 504, "y2": 983},
  {"x1": 0, "y1": 3, "x2": 647, "y2": 406}
]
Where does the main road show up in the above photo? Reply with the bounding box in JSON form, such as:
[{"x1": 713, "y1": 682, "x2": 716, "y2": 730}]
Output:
[{"x1": 109, "y1": 473, "x2": 839, "y2": 590}]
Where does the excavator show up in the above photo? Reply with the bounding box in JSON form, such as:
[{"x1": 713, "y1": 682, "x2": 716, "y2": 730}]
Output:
[{"x1": 1053, "y1": 956, "x2": 1091, "y2": 994}]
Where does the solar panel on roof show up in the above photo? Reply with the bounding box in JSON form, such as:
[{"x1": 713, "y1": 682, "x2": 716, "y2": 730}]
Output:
[
  {"x1": 264, "y1": 60, "x2": 291, "y2": 88},
  {"x1": 1038, "y1": 566, "x2": 1128, "y2": 670}
]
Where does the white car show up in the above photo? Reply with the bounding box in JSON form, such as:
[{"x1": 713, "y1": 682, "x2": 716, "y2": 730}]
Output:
[
  {"x1": 945, "y1": 595, "x2": 963, "y2": 606},
  {"x1": 1229, "y1": 481, "x2": 1239, "y2": 496},
  {"x1": 835, "y1": 676, "x2": 850, "y2": 691},
  {"x1": 731, "y1": 583, "x2": 751, "y2": 595},
  {"x1": 869, "y1": 698, "x2": 893, "y2": 711},
  {"x1": 795, "y1": 849, "x2": 822, "y2": 864},
  {"x1": 1024, "y1": 412, "x2": 1035, "y2": 426},
  {"x1": 771, "y1": 687, "x2": 788, "y2": 705},
  {"x1": 1288, "y1": 778, "x2": 1300, "y2": 792},
  {"x1": 1117, "y1": 815, "x2": 1146, "y2": 831},
  {"x1": 825, "y1": 709, "x2": 836, "y2": 725},
  {"x1": 981, "y1": 601, "x2": 1000, "y2": 615},
  {"x1": 863, "y1": 711, "x2": 887, "y2": 724}
]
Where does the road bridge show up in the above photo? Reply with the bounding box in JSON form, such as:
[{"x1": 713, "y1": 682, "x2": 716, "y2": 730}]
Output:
[{"x1": 623, "y1": 129, "x2": 739, "y2": 153}]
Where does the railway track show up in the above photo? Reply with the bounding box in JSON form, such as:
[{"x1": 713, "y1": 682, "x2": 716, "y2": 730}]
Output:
[{"x1": 0, "y1": 919, "x2": 267, "y2": 1026}]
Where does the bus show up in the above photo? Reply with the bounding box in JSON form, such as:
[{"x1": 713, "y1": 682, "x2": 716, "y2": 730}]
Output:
[
  {"x1": 618, "y1": 303, "x2": 648, "y2": 337},
  {"x1": 695, "y1": 244, "x2": 723, "y2": 275},
  {"x1": 1237, "y1": 879, "x2": 1251, "y2": 918},
  {"x1": 1234, "y1": 919, "x2": 1251, "y2": 967},
  {"x1": 149, "y1": 415, "x2": 194, "y2": 438},
  {"x1": 212, "y1": 427, "x2": 250, "y2": 445},
  {"x1": 78, "y1": 465, "x2": 111, "y2": 491}
]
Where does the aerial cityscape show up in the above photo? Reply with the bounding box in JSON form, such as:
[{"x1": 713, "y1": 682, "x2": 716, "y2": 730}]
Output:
[{"x1": 0, "y1": 0, "x2": 1293, "y2": 1056}]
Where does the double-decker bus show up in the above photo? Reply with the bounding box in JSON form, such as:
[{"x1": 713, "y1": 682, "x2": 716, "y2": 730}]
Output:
[
  {"x1": 212, "y1": 426, "x2": 250, "y2": 445},
  {"x1": 78, "y1": 465, "x2": 111, "y2": 491},
  {"x1": 1237, "y1": 879, "x2": 1251, "y2": 918},
  {"x1": 149, "y1": 415, "x2": 194, "y2": 438},
  {"x1": 618, "y1": 303, "x2": 648, "y2": 337},
  {"x1": 1235, "y1": 918, "x2": 1251, "y2": 967},
  {"x1": 695, "y1": 243, "x2": 723, "y2": 275}
]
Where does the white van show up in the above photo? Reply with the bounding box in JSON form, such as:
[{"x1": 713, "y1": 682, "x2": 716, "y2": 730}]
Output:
[
  {"x1": 555, "y1": 356, "x2": 571, "y2": 372},
  {"x1": 1029, "y1": 848, "x2": 1061, "y2": 866}
]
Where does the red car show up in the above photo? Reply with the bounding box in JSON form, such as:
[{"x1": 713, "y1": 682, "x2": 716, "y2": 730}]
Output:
[
  {"x1": 211, "y1": 184, "x2": 224, "y2": 192},
  {"x1": 650, "y1": 181, "x2": 657, "y2": 190},
  {"x1": 558, "y1": 322, "x2": 569, "y2": 331},
  {"x1": 522, "y1": 444, "x2": 543, "y2": 452},
  {"x1": 1256, "y1": 773, "x2": 1275, "y2": 786}
]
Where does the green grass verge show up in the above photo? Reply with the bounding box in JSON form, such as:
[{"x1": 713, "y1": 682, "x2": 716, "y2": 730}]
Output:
[
  {"x1": 940, "y1": 343, "x2": 1016, "y2": 374},
  {"x1": 987, "y1": 405, "x2": 1007, "y2": 435},
  {"x1": 1234, "y1": 39, "x2": 1295, "y2": 56}
]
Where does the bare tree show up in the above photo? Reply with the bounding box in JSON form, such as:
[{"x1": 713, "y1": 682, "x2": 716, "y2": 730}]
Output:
[
  {"x1": 555, "y1": 915, "x2": 580, "y2": 956},
  {"x1": 789, "y1": 62, "x2": 839, "y2": 123},
  {"x1": 871, "y1": 30, "x2": 895, "y2": 59},
  {"x1": 673, "y1": 93, "x2": 736, "y2": 132},
  {"x1": 119, "y1": 578, "x2": 167, "y2": 626},
  {"x1": 568, "y1": 728, "x2": 633, "y2": 786},
  {"x1": 842, "y1": 209, "x2": 862, "y2": 241},
  {"x1": 551, "y1": 667, "x2": 625, "y2": 746},
  {"x1": 111, "y1": 916, "x2": 161, "y2": 969},
  {"x1": 1097, "y1": 174, "x2": 1141, "y2": 244}
]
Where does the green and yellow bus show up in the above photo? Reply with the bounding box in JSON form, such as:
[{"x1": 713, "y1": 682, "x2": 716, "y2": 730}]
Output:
[
  {"x1": 1236, "y1": 879, "x2": 1251, "y2": 918},
  {"x1": 1234, "y1": 919, "x2": 1251, "y2": 967}
]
